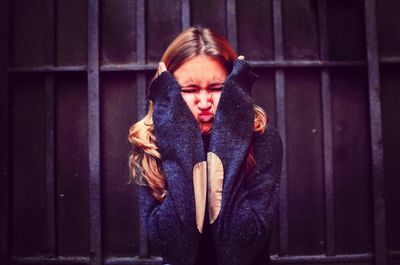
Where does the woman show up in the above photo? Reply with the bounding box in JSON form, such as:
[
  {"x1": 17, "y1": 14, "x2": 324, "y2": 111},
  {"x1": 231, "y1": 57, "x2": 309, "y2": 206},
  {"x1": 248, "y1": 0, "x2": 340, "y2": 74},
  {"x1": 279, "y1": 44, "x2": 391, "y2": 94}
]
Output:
[{"x1": 129, "y1": 26, "x2": 283, "y2": 265}]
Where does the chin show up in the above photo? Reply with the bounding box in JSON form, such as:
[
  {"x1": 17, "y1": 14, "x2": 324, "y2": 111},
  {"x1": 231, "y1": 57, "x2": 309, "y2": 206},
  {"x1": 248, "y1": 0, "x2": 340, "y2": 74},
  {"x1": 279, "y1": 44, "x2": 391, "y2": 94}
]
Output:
[{"x1": 200, "y1": 124, "x2": 212, "y2": 134}]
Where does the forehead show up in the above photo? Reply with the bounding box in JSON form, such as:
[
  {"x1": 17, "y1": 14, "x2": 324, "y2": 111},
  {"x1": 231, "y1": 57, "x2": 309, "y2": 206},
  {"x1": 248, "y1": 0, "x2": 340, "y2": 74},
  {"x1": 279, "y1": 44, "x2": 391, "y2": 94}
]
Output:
[{"x1": 173, "y1": 55, "x2": 228, "y2": 84}]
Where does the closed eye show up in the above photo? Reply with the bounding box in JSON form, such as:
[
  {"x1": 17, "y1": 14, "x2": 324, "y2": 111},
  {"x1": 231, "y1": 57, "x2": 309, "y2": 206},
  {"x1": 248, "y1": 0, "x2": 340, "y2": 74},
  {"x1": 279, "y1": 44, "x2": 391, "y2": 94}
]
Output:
[
  {"x1": 180, "y1": 85, "x2": 199, "y2": 93},
  {"x1": 209, "y1": 83, "x2": 224, "y2": 91},
  {"x1": 209, "y1": 86, "x2": 223, "y2": 91}
]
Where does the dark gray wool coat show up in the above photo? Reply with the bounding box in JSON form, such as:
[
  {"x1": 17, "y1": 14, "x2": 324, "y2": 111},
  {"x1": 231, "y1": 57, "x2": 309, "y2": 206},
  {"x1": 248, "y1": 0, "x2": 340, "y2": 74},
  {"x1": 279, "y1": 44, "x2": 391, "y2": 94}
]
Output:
[{"x1": 138, "y1": 59, "x2": 283, "y2": 265}]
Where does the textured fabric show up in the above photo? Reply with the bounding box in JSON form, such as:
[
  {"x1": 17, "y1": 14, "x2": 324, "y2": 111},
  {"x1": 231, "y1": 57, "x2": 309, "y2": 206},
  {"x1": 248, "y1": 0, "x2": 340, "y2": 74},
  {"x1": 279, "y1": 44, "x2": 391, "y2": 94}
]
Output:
[
  {"x1": 193, "y1": 161, "x2": 207, "y2": 233},
  {"x1": 138, "y1": 59, "x2": 283, "y2": 265},
  {"x1": 206, "y1": 151, "x2": 224, "y2": 224},
  {"x1": 194, "y1": 133, "x2": 218, "y2": 265}
]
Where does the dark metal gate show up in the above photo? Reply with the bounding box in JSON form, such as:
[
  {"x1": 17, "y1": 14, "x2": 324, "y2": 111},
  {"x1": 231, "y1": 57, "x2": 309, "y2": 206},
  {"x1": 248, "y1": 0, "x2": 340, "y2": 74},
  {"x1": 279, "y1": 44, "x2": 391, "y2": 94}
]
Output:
[{"x1": 1, "y1": 0, "x2": 399, "y2": 265}]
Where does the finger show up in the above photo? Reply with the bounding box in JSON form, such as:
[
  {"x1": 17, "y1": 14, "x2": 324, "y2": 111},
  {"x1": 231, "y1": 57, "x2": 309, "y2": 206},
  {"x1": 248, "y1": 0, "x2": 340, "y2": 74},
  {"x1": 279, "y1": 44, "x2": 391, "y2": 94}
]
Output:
[
  {"x1": 158, "y1": 62, "x2": 167, "y2": 73},
  {"x1": 238, "y1": 55, "x2": 245, "y2": 60}
]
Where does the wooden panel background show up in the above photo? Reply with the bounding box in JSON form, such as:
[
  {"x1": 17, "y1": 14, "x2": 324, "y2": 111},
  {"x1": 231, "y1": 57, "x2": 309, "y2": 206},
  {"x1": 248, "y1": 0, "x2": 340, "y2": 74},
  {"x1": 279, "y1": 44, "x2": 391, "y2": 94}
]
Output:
[{"x1": 1, "y1": 0, "x2": 399, "y2": 265}]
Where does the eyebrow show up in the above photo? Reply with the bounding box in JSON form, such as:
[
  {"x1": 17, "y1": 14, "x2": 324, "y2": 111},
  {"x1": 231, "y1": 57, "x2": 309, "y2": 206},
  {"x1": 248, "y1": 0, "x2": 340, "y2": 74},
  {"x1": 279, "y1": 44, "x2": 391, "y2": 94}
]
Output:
[
  {"x1": 180, "y1": 82, "x2": 225, "y2": 89},
  {"x1": 209, "y1": 82, "x2": 225, "y2": 86},
  {"x1": 180, "y1": 84, "x2": 199, "y2": 88},
  {"x1": 179, "y1": 75, "x2": 225, "y2": 84}
]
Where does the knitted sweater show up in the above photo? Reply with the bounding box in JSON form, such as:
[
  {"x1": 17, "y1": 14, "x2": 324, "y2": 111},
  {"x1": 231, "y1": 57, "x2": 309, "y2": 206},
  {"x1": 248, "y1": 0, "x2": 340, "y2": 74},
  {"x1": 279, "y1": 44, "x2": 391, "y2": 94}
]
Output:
[{"x1": 138, "y1": 59, "x2": 283, "y2": 265}]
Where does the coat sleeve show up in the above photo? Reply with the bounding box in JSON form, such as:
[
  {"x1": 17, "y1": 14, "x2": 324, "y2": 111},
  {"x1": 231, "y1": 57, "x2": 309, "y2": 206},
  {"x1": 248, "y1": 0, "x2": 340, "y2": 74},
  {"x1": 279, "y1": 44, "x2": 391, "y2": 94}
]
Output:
[
  {"x1": 137, "y1": 176, "x2": 196, "y2": 265},
  {"x1": 138, "y1": 71, "x2": 206, "y2": 265},
  {"x1": 207, "y1": 59, "x2": 283, "y2": 264},
  {"x1": 213, "y1": 126, "x2": 283, "y2": 265}
]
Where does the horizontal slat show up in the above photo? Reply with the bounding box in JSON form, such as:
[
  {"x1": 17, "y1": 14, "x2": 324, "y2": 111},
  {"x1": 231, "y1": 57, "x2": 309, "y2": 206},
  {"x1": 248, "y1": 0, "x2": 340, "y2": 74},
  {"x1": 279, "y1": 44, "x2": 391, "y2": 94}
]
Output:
[
  {"x1": 10, "y1": 257, "x2": 164, "y2": 265},
  {"x1": 271, "y1": 253, "x2": 373, "y2": 263},
  {"x1": 101, "y1": 64, "x2": 156, "y2": 71},
  {"x1": 105, "y1": 257, "x2": 163, "y2": 265},
  {"x1": 249, "y1": 60, "x2": 365, "y2": 68},
  {"x1": 7, "y1": 61, "x2": 361, "y2": 74},
  {"x1": 389, "y1": 250, "x2": 400, "y2": 258},
  {"x1": 9, "y1": 251, "x2": 399, "y2": 265},
  {"x1": 10, "y1": 256, "x2": 90, "y2": 265},
  {"x1": 9, "y1": 66, "x2": 87, "y2": 73},
  {"x1": 8, "y1": 57, "x2": 400, "y2": 74},
  {"x1": 9, "y1": 58, "x2": 400, "y2": 76},
  {"x1": 11, "y1": 253, "x2": 379, "y2": 265},
  {"x1": 380, "y1": 56, "x2": 400, "y2": 64}
]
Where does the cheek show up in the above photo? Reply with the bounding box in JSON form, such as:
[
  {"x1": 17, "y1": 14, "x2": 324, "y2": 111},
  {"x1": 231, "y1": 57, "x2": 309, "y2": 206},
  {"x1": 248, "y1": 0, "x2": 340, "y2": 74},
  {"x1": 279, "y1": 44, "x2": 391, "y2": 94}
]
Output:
[
  {"x1": 212, "y1": 92, "x2": 221, "y2": 109},
  {"x1": 181, "y1": 93, "x2": 197, "y2": 114}
]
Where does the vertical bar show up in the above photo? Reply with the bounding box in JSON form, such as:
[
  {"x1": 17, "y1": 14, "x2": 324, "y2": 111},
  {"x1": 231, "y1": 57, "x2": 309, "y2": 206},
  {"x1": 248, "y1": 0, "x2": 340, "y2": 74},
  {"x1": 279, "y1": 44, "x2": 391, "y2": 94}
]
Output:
[
  {"x1": 88, "y1": 0, "x2": 102, "y2": 264},
  {"x1": 317, "y1": 0, "x2": 329, "y2": 62},
  {"x1": 136, "y1": 0, "x2": 145, "y2": 65},
  {"x1": 272, "y1": 0, "x2": 284, "y2": 62},
  {"x1": 136, "y1": 0, "x2": 148, "y2": 257},
  {"x1": 45, "y1": 76, "x2": 56, "y2": 256},
  {"x1": 138, "y1": 197, "x2": 148, "y2": 258},
  {"x1": 364, "y1": 1, "x2": 387, "y2": 265},
  {"x1": 0, "y1": 0, "x2": 10, "y2": 263},
  {"x1": 272, "y1": 0, "x2": 288, "y2": 256},
  {"x1": 181, "y1": 0, "x2": 190, "y2": 30},
  {"x1": 45, "y1": 0, "x2": 56, "y2": 257},
  {"x1": 46, "y1": 0, "x2": 55, "y2": 65},
  {"x1": 226, "y1": 0, "x2": 237, "y2": 51},
  {"x1": 136, "y1": 0, "x2": 146, "y2": 121},
  {"x1": 321, "y1": 71, "x2": 334, "y2": 255},
  {"x1": 317, "y1": 0, "x2": 335, "y2": 256},
  {"x1": 275, "y1": 70, "x2": 287, "y2": 256}
]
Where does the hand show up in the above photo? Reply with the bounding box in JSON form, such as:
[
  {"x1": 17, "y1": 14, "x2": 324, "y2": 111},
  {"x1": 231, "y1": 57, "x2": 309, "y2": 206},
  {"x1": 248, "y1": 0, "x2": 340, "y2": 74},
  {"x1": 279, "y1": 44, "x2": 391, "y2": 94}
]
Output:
[
  {"x1": 148, "y1": 62, "x2": 176, "y2": 102},
  {"x1": 156, "y1": 62, "x2": 167, "y2": 77},
  {"x1": 226, "y1": 56, "x2": 258, "y2": 96}
]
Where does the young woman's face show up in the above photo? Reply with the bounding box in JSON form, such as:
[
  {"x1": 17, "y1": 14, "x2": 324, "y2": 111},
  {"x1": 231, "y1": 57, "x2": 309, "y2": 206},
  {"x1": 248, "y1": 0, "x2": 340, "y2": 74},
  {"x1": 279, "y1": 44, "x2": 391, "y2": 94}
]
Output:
[{"x1": 173, "y1": 55, "x2": 228, "y2": 134}]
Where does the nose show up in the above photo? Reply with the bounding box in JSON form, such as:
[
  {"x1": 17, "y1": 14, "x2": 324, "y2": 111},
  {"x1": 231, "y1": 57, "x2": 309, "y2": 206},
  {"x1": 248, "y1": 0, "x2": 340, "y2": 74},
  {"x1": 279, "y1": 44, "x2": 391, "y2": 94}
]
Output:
[{"x1": 196, "y1": 90, "x2": 212, "y2": 110}]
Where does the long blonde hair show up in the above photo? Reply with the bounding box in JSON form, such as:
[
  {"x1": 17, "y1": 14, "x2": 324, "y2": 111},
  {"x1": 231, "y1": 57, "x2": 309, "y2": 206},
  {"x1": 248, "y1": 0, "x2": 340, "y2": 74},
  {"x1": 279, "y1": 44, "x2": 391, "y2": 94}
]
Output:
[{"x1": 128, "y1": 26, "x2": 269, "y2": 201}]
